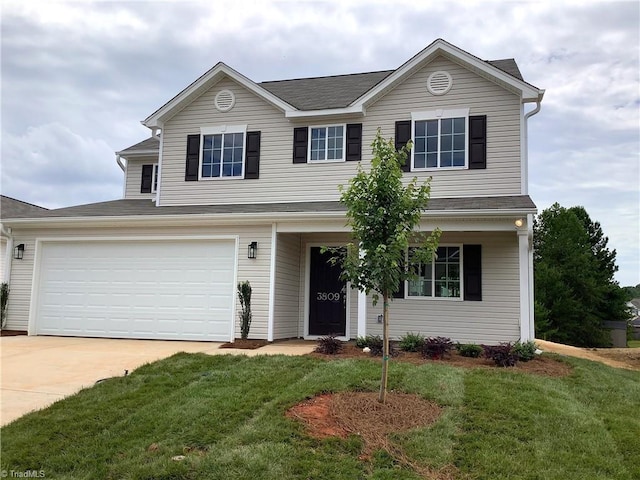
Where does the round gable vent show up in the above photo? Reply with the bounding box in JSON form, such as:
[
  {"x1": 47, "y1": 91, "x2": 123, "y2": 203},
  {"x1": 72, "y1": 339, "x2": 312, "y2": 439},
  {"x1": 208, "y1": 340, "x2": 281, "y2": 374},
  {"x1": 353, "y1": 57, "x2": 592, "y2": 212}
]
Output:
[
  {"x1": 427, "y1": 71, "x2": 453, "y2": 95},
  {"x1": 215, "y1": 89, "x2": 235, "y2": 112}
]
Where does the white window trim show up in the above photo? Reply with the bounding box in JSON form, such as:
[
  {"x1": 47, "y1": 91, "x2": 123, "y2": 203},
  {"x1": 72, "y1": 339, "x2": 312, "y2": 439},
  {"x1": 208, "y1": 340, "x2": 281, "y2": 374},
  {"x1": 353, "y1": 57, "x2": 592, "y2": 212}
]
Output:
[
  {"x1": 308, "y1": 124, "x2": 347, "y2": 163},
  {"x1": 198, "y1": 124, "x2": 248, "y2": 180},
  {"x1": 151, "y1": 163, "x2": 159, "y2": 193},
  {"x1": 411, "y1": 108, "x2": 470, "y2": 171},
  {"x1": 405, "y1": 244, "x2": 464, "y2": 301}
]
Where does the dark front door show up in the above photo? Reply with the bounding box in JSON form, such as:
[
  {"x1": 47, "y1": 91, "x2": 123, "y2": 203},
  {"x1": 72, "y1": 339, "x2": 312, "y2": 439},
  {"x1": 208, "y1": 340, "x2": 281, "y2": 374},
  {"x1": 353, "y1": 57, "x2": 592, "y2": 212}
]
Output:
[{"x1": 308, "y1": 247, "x2": 346, "y2": 336}]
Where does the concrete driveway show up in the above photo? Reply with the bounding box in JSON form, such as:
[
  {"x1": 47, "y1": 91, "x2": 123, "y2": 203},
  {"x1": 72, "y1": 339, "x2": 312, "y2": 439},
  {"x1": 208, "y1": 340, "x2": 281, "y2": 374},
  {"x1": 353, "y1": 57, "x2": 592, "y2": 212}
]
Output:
[{"x1": 1, "y1": 336, "x2": 314, "y2": 426}]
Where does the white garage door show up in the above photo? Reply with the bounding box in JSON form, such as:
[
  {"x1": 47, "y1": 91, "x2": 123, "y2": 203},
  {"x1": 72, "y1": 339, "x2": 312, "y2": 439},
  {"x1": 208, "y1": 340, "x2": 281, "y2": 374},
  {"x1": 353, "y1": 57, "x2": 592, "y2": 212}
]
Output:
[{"x1": 34, "y1": 240, "x2": 236, "y2": 341}]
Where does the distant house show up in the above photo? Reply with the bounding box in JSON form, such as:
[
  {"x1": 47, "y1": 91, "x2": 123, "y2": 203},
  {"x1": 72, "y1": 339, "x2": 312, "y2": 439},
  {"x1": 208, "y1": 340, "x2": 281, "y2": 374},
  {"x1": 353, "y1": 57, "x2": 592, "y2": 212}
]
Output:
[
  {"x1": 629, "y1": 300, "x2": 640, "y2": 340},
  {"x1": 0, "y1": 39, "x2": 544, "y2": 344}
]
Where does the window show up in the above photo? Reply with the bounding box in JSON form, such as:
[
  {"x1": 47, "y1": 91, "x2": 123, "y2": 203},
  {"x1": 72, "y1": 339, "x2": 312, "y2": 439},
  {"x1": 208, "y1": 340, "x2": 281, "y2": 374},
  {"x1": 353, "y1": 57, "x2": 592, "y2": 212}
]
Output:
[
  {"x1": 198, "y1": 125, "x2": 247, "y2": 179},
  {"x1": 152, "y1": 164, "x2": 158, "y2": 193},
  {"x1": 408, "y1": 246, "x2": 461, "y2": 299},
  {"x1": 309, "y1": 126, "x2": 345, "y2": 161},
  {"x1": 411, "y1": 108, "x2": 469, "y2": 170}
]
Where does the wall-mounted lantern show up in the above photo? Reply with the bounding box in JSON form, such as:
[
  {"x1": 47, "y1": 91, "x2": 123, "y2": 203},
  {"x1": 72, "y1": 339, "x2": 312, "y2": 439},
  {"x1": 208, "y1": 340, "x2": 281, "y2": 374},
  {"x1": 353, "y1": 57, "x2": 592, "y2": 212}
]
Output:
[
  {"x1": 14, "y1": 243, "x2": 25, "y2": 260},
  {"x1": 248, "y1": 241, "x2": 258, "y2": 259}
]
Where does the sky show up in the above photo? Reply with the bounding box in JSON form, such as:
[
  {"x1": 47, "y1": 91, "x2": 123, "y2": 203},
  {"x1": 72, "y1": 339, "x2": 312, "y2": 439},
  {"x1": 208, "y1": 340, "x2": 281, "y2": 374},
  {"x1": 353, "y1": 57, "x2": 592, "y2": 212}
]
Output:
[{"x1": 1, "y1": 0, "x2": 639, "y2": 286}]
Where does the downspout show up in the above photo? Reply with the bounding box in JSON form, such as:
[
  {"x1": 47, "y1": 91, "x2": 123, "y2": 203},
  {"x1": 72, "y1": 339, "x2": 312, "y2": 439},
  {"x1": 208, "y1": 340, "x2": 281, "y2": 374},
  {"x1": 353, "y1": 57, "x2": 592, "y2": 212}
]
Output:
[
  {"x1": 1, "y1": 224, "x2": 13, "y2": 284},
  {"x1": 522, "y1": 93, "x2": 544, "y2": 195}
]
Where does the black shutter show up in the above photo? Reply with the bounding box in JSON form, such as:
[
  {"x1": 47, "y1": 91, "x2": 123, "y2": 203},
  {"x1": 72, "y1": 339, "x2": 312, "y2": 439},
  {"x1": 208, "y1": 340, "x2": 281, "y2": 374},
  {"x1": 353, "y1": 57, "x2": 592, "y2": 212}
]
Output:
[
  {"x1": 140, "y1": 164, "x2": 153, "y2": 193},
  {"x1": 395, "y1": 120, "x2": 412, "y2": 172},
  {"x1": 392, "y1": 256, "x2": 406, "y2": 299},
  {"x1": 468, "y1": 115, "x2": 487, "y2": 169},
  {"x1": 463, "y1": 245, "x2": 482, "y2": 301},
  {"x1": 245, "y1": 131, "x2": 260, "y2": 179},
  {"x1": 345, "y1": 123, "x2": 362, "y2": 161},
  {"x1": 293, "y1": 127, "x2": 308, "y2": 163},
  {"x1": 185, "y1": 134, "x2": 200, "y2": 181}
]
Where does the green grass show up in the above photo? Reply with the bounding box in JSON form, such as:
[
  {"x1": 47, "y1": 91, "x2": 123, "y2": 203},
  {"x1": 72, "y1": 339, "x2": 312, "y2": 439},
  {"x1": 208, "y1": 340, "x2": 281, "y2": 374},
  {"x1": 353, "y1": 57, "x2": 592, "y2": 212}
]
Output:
[
  {"x1": 628, "y1": 340, "x2": 640, "y2": 348},
  {"x1": 1, "y1": 353, "x2": 639, "y2": 479}
]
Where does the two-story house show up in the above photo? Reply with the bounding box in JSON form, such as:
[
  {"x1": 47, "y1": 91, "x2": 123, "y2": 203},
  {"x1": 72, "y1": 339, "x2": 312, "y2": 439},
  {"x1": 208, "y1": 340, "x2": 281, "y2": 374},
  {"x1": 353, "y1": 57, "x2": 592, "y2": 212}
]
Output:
[{"x1": 1, "y1": 39, "x2": 544, "y2": 344}]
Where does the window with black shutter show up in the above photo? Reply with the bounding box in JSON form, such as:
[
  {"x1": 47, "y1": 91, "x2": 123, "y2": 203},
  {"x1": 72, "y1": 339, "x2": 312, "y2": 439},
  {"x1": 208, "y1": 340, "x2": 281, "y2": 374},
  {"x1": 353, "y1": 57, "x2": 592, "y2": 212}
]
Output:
[
  {"x1": 468, "y1": 115, "x2": 487, "y2": 169},
  {"x1": 293, "y1": 127, "x2": 308, "y2": 163},
  {"x1": 463, "y1": 245, "x2": 482, "y2": 301},
  {"x1": 244, "y1": 131, "x2": 260, "y2": 179},
  {"x1": 345, "y1": 123, "x2": 362, "y2": 161},
  {"x1": 395, "y1": 120, "x2": 412, "y2": 172},
  {"x1": 140, "y1": 164, "x2": 154, "y2": 193},
  {"x1": 185, "y1": 134, "x2": 200, "y2": 181}
]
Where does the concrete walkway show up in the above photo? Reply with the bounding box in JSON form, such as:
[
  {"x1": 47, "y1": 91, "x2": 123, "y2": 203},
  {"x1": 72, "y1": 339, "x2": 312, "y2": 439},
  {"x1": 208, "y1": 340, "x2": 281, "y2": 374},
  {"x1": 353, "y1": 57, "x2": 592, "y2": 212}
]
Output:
[{"x1": 1, "y1": 336, "x2": 315, "y2": 426}]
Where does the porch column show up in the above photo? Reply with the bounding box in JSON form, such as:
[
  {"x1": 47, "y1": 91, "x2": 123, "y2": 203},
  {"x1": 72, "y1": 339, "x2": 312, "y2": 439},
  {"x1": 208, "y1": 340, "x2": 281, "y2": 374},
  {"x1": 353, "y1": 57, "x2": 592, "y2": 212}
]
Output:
[
  {"x1": 267, "y1": 223, "x2": 276, "y2": 342},
  {"x1": 517, "y1": 225, "x2": 532, "y2": 341},
  {"x1": 357, "y1": 290, "x2": 367, "y2": 338}
]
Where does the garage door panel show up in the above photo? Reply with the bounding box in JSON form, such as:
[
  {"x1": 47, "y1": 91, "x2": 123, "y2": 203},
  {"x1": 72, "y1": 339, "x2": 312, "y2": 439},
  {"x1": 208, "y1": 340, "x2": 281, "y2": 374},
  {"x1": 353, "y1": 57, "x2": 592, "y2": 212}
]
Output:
[{"x1": 35, "y1": 240, "x2": 236, "y2": 341}]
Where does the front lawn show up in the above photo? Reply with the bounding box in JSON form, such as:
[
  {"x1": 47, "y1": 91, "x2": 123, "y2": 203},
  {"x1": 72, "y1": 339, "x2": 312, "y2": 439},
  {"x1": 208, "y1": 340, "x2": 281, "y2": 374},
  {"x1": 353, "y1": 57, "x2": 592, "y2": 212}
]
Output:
[{"x1": 1, "y1": 353, "x2": 639, "y2": 479}]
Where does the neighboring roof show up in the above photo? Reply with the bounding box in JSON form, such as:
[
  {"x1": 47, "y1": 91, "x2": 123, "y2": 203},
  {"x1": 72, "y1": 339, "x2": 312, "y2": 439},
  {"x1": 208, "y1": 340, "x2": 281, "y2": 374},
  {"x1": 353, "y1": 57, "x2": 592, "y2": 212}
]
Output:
[
  {"x1": 142, "y1": 38, "x2": 544, "y2": 127},
  {"x1": 116, "y1": 136, "x2": 160, "y2": 157},
  {"x1": 2, "y1": 196, "x2": 536, "y2": 221},
  {"x1": 0, "y1": 195, "x2": 48, "y2": 220},
  {"x1": 260, "y1": 70, "x2": 394, "y2": 110}
]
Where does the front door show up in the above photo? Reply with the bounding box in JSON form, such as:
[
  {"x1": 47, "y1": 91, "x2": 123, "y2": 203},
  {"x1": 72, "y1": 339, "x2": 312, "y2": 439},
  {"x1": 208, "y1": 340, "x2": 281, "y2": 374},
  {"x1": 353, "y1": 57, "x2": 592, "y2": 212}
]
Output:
[{"x1": 308, "y1": 247, "x2": 346, "y2": 336}]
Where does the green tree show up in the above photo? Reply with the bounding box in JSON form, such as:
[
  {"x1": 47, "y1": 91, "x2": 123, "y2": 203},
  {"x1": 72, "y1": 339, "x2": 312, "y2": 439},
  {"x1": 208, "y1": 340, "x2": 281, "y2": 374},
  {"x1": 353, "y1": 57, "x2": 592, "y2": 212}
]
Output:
[
  {"x1": 326, "y1": 129, "x2": 440, "y2": 403},
  {"x1": 534, "y1": 203, "x2": 628, "y2": 347}
]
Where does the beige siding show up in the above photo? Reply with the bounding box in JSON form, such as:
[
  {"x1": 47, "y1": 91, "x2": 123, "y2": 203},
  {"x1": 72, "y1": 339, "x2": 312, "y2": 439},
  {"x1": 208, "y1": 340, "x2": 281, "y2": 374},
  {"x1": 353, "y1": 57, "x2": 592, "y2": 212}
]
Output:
[
  {"x1": 6, "y1": 225, "x2": 273, "y2": 339},
  {"x1": 124, "y1": 157, "x2": 158, "y2": 200},
  {"x1": 0, "y1": 238, "x2": 6, "y2": 283},
  {"x1": 366, "y1": 232, "x2": 520, "y2": 344},
  {"x1": 158, "y1": 57, "x2": 522, "y2": 207},
  {"x1": 273, "y1": 233, "x2": 301, "y2": 339},
  {"x1": 364, "y1": 55, "x2": 522, "y2": 198}
]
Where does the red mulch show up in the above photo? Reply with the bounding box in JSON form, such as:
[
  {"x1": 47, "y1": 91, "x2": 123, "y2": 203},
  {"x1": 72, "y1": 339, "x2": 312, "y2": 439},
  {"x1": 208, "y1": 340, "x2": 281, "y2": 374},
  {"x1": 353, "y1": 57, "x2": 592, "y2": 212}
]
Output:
[
  {"x1": 308, "y1": 343, "x2": 572, "y2": 377},
  {"x1": 219, "y1": 339, "x2": 269, "y2": 349}
]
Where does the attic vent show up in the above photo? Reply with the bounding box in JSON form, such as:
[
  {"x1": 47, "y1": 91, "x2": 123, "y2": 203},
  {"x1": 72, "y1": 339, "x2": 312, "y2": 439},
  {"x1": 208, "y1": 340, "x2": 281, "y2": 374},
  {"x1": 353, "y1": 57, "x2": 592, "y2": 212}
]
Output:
[
  {"x1": 215, "y1": 90, "x2": 235, "y2": 112},
  {"x1": 427, "y1": 71, "x2": 453, "y2": 95}
]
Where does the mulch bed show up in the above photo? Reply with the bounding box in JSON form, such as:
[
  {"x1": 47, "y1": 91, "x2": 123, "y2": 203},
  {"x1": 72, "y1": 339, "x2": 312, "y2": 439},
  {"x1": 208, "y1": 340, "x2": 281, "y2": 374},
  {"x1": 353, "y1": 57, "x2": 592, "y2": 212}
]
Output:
[
  {"x1": 308, "y1": 342, "x2": 572, "y2": 377},
  {"x1": 0, "y1": 330, "x2": 27, "y2": 337},
  {"x1": 219, "y1": 339, "x2": 269, "y2": 350}
]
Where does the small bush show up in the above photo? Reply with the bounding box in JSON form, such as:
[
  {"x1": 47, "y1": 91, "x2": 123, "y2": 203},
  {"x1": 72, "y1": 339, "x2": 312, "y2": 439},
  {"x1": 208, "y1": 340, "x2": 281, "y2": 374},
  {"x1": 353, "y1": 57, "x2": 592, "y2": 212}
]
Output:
[
  {"x1": 399, "y1": 332, "x2": 425, "y2": 352},
  {"x1": 483, "y1": 343, "x2": 518, "y2": 367},
  {"x1": 513, "y1": 340, "x2": 537, "y2": 362},
  {"x1": 364, "y1": 335, "x2": 399, "y2": 357},
  {"x1": 315, "y1": 335, "x2": 343, "y2": 355},
  {"x1": 355, "y1": 336, "x2": 369, "y2": 348},
  {"x1": 421, "y1": 336, "x2": 454, "y2": 359},
  {"x1": 457, "y1": 343, "x2": 483, "y2": 358}
]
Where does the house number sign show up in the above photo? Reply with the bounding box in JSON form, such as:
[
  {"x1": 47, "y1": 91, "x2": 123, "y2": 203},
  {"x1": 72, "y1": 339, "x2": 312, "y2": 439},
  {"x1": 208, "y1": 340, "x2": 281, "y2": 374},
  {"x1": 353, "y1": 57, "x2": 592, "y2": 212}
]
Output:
[{"x1": 316, "y1": 292, "x2": 341, "y2": 301}]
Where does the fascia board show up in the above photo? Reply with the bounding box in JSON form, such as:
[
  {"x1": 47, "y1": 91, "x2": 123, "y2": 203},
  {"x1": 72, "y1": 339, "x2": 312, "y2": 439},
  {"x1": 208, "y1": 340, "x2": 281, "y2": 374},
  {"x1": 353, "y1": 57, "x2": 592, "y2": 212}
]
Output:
[
  {"x1": 285, "y1": 104, "x2": 365, "y2": 119},
  {"x1": 351, "y1": 39, "x2": 543, "y2": 108},
  {"x1": 143, "y1": 63, "x2": 297, "y2": 128},
  {"x1": 115, "y1": 150, "x2": 159, "y2": 157}
]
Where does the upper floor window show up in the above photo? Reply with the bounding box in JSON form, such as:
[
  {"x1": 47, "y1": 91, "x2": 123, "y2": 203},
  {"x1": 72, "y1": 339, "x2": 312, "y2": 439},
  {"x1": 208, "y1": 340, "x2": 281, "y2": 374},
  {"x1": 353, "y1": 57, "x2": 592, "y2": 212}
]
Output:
[
  {"x1": 200, "y1": 125, "x2": 246, "y2": 179},
  {"x1": 140, "y1": 163, "x2": 158, "y2": 194},
  {"x1": 411, "y1": 108, "x2": 469, "y2": 170},
  {"x1": 309, "y1": 125, "x2": 345, "y2": 162},
  {"x1": 407, "y1": 246, "x2": 462, "y2": 299},
  {"x1": 152, "y1": 164, "x2": 158, "y2": 193}
]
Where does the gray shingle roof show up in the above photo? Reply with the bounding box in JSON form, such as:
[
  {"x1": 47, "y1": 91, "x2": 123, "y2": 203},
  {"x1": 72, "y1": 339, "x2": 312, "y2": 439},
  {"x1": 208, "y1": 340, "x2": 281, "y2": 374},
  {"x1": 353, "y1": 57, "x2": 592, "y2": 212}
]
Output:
[
  {"x1": 486, "y1": 59, "x2": 523, "y2": 81},
  {"x1": 117, "y1": 136, "x2": 160, "y2": 156},
  {"x1": 1, "y1": 195, "x2": 48, "y2": 219},
  {"x1": 260, "y1": 70, "x2": 394, "y2": 110},
  {"x1": 2, "y1": 196, "x2": 536, "y2": 220}
]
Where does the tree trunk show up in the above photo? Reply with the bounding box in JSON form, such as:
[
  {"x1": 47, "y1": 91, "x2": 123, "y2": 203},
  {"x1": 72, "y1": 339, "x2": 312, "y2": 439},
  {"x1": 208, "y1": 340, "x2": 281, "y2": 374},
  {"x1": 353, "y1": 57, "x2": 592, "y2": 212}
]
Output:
[{"x1": 378, "y1": 292, "x2": 390, "y2": 404}]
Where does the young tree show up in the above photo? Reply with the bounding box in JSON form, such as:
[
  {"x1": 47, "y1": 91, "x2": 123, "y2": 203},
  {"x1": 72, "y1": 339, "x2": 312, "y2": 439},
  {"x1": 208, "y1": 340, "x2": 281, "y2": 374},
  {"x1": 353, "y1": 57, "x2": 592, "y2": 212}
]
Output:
[
  {"x1": 326, "y1": 129, "x2": 440, "y2": 403},
  {"x1": 534, "y1": 203, "x2": 628, "y2": 347}
]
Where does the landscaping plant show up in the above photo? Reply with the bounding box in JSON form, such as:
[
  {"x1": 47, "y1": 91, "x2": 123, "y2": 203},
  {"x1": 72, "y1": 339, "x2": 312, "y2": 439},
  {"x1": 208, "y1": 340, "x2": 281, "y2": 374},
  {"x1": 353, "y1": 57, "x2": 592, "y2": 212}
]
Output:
[
  {"x1": 398, "y1": 332, "x2": 425, "y2": 352},
  {"x1": 0, "y1": 283, "x2": 8, "y2": 330},
  {"x1": 237, "y1": 281, "x2": 252, "y2": 340},
  {"x1": 513, "y1": 340, "x2": 537, "y2": 362},
  {"x1": 323, "y1": 129, "x2": 440, "y2": 403},
  {"x1": 314, "y1": 334, "x2": 343, "y2": 355},
  {"x1": 483, "y1": 343, "x2": 519, "y2": 367},
  {"x1": 422, "y1": 336, "x2": 454, "y2": 359},
  {"x1": 456, "y1": 343, "x2": 483, "y2": 358}
]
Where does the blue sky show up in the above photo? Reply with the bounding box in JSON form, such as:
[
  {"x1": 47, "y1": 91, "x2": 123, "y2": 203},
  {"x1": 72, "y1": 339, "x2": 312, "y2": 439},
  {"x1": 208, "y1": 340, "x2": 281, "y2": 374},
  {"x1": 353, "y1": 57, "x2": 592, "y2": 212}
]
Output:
[{"x1": 1, "y1": 0, "x2": 638, "y2": 286}]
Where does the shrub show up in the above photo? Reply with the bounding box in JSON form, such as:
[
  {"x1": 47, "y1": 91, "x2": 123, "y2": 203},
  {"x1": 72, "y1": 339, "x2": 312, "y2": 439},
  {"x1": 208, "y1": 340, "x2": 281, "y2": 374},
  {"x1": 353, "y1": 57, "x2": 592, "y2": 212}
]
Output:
[
  {"x1": 513, "y1": 340, "x2": 537, "y2": 362},
  {"x1": 421, "y1": 336, "x2": 454, "y2": 359},
  {"x1": 457, "y1": 343, "x2": 483, "y2": 358},
  {"x1": 315, "y1": 335, "x2": 343, "y2": 355},
  {"x1": 364, "y1": 335, "x2": 399, "y2": 357},
  {"x1": 237, "y1": 281, "x2": 252, "y2": 340},
  {"x1": 355, "y1": 336, "x2": 369, "y2": 348},
  {"x1": 0, "y1": 283, "x2": 8, "y2": 329},
  {"x1": 398, "y1": 332, "x2": 425, "y2": 352},
  {"x1": 483, "y1": 343, "x2": 518, "y2": 367}
]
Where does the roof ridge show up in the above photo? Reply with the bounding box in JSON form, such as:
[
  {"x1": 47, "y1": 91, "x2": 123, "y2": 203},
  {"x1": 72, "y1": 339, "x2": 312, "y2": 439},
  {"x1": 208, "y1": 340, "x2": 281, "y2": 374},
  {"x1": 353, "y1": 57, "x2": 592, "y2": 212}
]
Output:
[
  {"x1": 0, "y1": 195, "x2": 48, "y2": 210},
  {"x1": 259, "y1": 69, "x2": 394, "y2": 84}
]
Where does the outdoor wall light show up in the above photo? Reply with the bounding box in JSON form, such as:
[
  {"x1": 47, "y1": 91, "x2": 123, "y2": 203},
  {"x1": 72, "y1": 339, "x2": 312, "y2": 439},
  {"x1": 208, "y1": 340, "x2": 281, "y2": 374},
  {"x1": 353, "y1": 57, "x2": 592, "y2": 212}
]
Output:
[
  {"x1": 514, "y1": 218, "x2": 524, "y2": 228},
  {"x1": 14, "y1": 243, "x2": 25, "y2": 260},
  {"x1": 248, "y1": 241, "x2": 258, "y2": 259}
]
